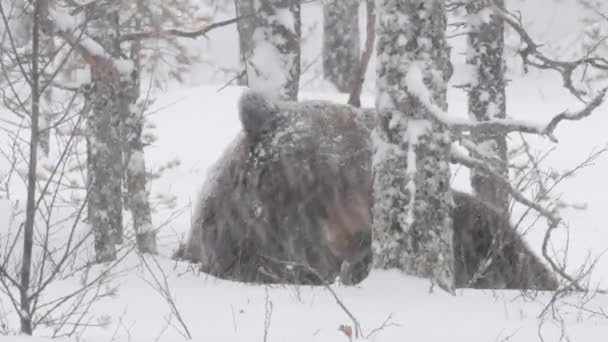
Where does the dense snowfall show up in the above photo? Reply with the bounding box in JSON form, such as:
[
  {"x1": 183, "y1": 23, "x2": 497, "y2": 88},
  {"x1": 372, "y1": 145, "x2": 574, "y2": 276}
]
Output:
[{"x1": 0, "y1": 0, "x2": 607, "y2": 341}]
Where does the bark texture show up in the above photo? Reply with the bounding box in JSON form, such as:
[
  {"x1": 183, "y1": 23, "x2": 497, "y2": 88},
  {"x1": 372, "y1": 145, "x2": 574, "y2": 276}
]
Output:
[
  {"x1": 245, "y1": 0, "x2": 301, "y2": 100},
  {"x1": 87, "y1": 7, "x2": 123, "y2": 262},
  {"x1": 19, "y1": 1, "x2": 41, "y2": 333},
  {"x1": 466, "y1": 0, "x2": 509, "y2": 211},
  {"x1": 86, "y1": 79, "x2": 119, "y2": 263},
  {"x1": 322, "y1": 0, "x2": 360, "y2": 92},
  {"x1": 119, "y1": 6, "x2": 157, "y2": 254},
  {"x1": 123, "y1": 80, "x2": 157, "y2": 254},
  {"x1": 372, "y1": 0, "x2": 455, "y2": 291},
  {"x1": 235, "y1": 0, "x2": 256, "y2": 85}
]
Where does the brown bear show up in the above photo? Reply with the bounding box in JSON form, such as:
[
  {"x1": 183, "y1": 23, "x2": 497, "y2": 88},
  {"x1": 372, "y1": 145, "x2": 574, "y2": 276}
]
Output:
[
  {"x1": 180, "y1": 90, "x2": 374, "y2": 285},
  {"x1": 179, "y1": 90, "x2": 558, "y2": 290}
]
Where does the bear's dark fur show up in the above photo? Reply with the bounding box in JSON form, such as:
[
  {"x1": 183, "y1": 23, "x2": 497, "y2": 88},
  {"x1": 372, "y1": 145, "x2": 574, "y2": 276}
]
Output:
[
  {"x1": 451, "y1": 191, "x2": 557, "y2": 290},
  {"x1": 182, "y1": 91, "x2": 374, "y2": 285},
  {"x1": 180, "y1": 90, "x2": 558, "y2": 290}
]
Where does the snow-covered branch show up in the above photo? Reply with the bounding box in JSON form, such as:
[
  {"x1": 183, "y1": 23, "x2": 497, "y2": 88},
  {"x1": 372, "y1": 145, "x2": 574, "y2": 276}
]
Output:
[
  {"x1": 455, "y1": 87, "x2": 606, "y2": 142},
  {"x1": 118, "y1": 16, "x2": 240, "y2": 42},
  {"x1": 402, "y1": 62, "x2": 607, "y2": 142},
  {"x1": 47, "y1": 6, "x2": 133, "y2": 77}
]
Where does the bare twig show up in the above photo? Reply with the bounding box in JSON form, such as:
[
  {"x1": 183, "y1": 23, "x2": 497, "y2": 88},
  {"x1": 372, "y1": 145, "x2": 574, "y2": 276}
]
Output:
[
  {"x1": 451, "y1": 146, "x2": 561, "y2": 227},
  {"x1": 119, "y1": 16, "x2": 242, "y2": 42},
  {"x1": 492, "y1": 3, "x2": 608, "y2": 99},
  {"x1": 139, "y1": 254, "x2": 192, "y2": 340},
  {"x1": 364, "y1": 313, "x2": 400, "y2": 339},
  {"x1": 263, "y1": 288, "x2": 273, "y2": 342},
  {"x1": 259, "y1": 255, "x2": 364, "y2": 338},
  {"x1": 452, "y1": 88, "x2": 607, "y2": 142}
]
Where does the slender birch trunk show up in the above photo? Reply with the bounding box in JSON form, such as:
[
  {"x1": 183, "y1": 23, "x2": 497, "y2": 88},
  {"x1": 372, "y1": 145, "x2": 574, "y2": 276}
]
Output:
[{"x1": 19, "y1": 0, "x2": 41, "y2": 334}]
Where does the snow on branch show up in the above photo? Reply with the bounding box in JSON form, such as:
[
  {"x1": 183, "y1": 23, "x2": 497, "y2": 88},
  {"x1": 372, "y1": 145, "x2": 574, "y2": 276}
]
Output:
[
  {"x1": 492, "y1": 4, "x2": 608, "y2": 100},
  {"x1": 48, "y1": 6, "x2": 133, "y2": 77},
  {"x1": 118, "y1": 16, "x2": 241, "y2": 42},
  {"x1": 402, "y1": 62, "x2": 607, "y2": 142},
  {"x1": 455, "y1": 87, "x2": 607, "y2": 142}
]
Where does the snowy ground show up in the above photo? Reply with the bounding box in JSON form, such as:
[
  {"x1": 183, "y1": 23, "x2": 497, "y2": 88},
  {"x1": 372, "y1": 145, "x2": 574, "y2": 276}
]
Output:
[{"x1": 1, "y1": 0, "x2": 608, "y2": 341}]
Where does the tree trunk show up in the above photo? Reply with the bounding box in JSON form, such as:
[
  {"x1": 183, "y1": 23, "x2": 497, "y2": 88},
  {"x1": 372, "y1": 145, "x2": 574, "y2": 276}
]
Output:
[
  {"x1": 322, "y1": 0, "x2": 360, "y2": 93},
  {"x1": 466, "y1": 0, "x2": 509, "y2": 211},
  {"x1": 124, "y1": 100, "x2": 156, "y2": 254},
  {"x1": 87, "y1": 7, "x2": 123, "y2": 262},
  {"x1": 372, "y1": 0, "x2": 455, "y2": 292},
  {"x1": 235, "y1": 0, "x2": 256, "y2": 85},
  {"x1": 246, "y1": 0, "x2": 300, "y2": 100},
  {"x1": 20, "y1": 1, "x2": 41, "y2": 334},
  {"x1": 347, "y1": 0, "x2": 375, "y2": 108},
  {"x1": 124, "y1": 19, "x2": 157, "y2": 254},
  {"x1": 87, "y1": 76, "x2": 120, "y2": 262},
  {"x1": 38, "y1": 0, "x2": 53, "y2": 157}
]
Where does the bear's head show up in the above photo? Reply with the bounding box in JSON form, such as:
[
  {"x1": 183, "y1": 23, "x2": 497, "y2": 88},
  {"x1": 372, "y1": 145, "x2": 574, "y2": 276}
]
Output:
[{"x1": 183, "y1": 90, "x2": 374, "y2": 284}]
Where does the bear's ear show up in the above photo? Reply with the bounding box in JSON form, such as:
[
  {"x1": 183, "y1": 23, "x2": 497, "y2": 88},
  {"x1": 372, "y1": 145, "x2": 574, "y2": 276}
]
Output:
[{"x1": 238, "y1": 90, "x2": 281, "y2": 137}]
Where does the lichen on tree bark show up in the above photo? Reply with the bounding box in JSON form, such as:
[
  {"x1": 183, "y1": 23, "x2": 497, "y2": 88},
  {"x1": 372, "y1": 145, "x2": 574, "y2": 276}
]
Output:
[
  {"x1": 86, "y1": 6, "x2": 124, "y2": 262},
  {"x1": 372, "y1": 0, "x2": 455, "y2": 291},
  {"x1": 466, "y1": 0, "x2": 509, "y2": 211},
  {"x1": 322, "y1": 0, "x2": 360, "y2": 92}
]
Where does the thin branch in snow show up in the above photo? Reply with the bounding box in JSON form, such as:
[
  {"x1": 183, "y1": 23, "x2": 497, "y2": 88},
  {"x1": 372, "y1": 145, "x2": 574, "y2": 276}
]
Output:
[
  {"x1": 542, "y1": 88, "x2": 608, "y2": 140},
  {"x1": 450, "y1": 145, "x2": 561, "y2": 227},
  {"x1": 119, "y1": 16, "x2": 242, "y2": 42},
  {"x1": 464, "y1": 87, "x2": 607, "y2": 142},
  {"x1": 139, "y1": 255, "x2": 192, "y2": 339},
  {"x1": 451, "y1": 144, "x2": 608, "y2": 293},
  {"x1": 258, "y1": 255, "x2": 363, "y2": 338},
  {"x1": 491, "y1": 4, "x2": 608, "y2": 99},
  {"x1": 263, "y1": 288, "x2": 273, "y2": 342},
  {"x1": 398, "y1": 63, "x2": 607, "y2": 142}
]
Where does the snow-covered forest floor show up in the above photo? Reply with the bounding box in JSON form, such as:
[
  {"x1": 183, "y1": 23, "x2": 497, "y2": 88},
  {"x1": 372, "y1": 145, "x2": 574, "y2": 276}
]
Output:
[{"x1": 1, "y1": 0, "x2": 607, "y2": 341}]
